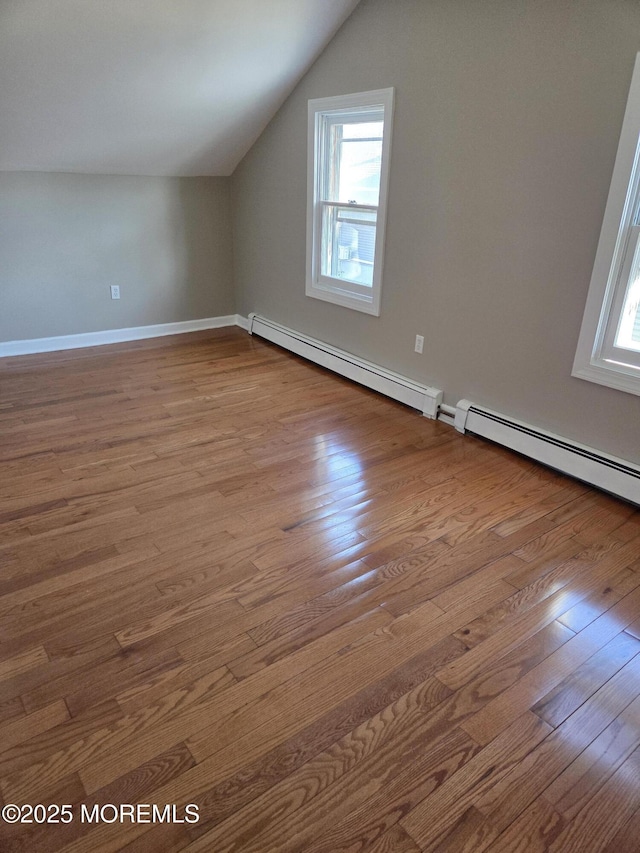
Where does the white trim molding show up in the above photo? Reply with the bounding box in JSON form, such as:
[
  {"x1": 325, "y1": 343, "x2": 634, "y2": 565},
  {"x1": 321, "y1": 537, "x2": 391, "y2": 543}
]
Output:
[
  {"x1": 455, "y1": 399, "x2": 640, "y2": 506},
  {"x1": 248, "y1": 313, "x2": 442, "y2": 418},
  {"x1": 306, "y1": 88, "x2": 395, "y2": 317},
  {"x1": 0, "y1": 315, "x2": 245, "y2": 358},
  {"x1": 573, "y1": 53, "x2": 640, "y2": 397}
]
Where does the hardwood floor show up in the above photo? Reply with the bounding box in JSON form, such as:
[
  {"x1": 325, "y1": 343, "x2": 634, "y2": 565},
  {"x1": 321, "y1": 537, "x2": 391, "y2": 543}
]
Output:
[{"x1": 0, "y1": 327, "x2": 639, "y2": 852}]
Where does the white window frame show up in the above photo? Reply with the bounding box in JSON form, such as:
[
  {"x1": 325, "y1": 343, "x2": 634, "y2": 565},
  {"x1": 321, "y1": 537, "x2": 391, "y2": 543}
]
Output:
[
  {"x1": 573, "y1": 54, "x2": 640, "y2": 396},
  {"x1": 305, "y1": 88, "x2": 394, "y2": 316}
]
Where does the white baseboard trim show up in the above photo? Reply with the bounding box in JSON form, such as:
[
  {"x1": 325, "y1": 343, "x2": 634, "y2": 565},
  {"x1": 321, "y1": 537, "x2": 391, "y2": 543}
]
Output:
[
  {"x1": 455, "y1": 399, "x2": 640, "y2": 506},
  {"x1": 0, "y1": 315, "x2": 247, "y2": 357},
  {"x1": 248, "y1": 313, "x2": 443, "y2": 418}
]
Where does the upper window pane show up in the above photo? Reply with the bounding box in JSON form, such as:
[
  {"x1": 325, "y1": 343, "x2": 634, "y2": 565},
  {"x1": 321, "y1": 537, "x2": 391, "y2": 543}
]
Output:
[{"x1": 334, "y1": 120, "x2": 383, "y2": 206}]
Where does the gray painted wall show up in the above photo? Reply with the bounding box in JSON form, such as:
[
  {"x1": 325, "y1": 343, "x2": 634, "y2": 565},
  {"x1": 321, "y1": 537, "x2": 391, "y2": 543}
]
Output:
[
  {"x1": 232, "y1": 0, "x2": 640, "y2": 463},
  {"x1": 0, "y1": 172, "x2": 234, "y2": 341}
]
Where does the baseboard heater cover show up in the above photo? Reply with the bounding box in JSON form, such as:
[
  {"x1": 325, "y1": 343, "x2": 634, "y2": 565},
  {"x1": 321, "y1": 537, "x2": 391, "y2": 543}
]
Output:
[
  {"x1": 248, "y1": 313, "x2": 443, "y2": 418},
  {"x1": 455, "y1": 399, "x2": 640, "y2": 506}
]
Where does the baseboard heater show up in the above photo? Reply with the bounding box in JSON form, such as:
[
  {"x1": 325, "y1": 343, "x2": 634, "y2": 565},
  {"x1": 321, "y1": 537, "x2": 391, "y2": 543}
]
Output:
[
  {"x1": 248, "y1": 313, "x2": 443, "y2": 418},
  {"x1": 455, "y1": 399, "x2": 640, "y2": 506}
]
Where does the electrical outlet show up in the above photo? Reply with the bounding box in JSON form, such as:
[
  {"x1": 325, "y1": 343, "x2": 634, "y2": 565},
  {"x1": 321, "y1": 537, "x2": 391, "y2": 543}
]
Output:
[
  {"x1": 414, "y1": 334, "x2": 424, "y2": 354},
  {"x1": 110, "y1": 285, "x2": 120, "y2": 300}
]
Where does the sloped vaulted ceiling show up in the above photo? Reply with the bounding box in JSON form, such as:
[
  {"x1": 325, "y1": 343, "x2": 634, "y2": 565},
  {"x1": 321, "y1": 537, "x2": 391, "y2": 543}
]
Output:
[{"x1": 0, "y1": 0, "x2": 360, "y2": 176}]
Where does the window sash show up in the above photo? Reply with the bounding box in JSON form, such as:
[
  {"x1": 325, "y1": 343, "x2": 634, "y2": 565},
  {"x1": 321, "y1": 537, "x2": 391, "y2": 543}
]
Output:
[
  {"x1": 600, "y1": 225, "x2": 640, "y2": 369},
  {"x1": 320, "y1": 115, "x2": 383, "y2": 208},
  {"x1": 316, "y1": 115, "x2": 382, "y2": 294},
  {"x1": 316, "y1": 202, "x2": 378, "y2": 294}
]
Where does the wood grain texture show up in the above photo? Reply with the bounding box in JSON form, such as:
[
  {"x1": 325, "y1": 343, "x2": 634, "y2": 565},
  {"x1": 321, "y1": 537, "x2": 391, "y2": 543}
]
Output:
[
  {"x1": 400, "y1": 712, "x2": 552, "y2": 851},
  {"x1": 0, "y1": 647, "x2": 48, "y2": 683},
  {"x1": 0, "y1": 328, "x2": 638, "y2": 853}
]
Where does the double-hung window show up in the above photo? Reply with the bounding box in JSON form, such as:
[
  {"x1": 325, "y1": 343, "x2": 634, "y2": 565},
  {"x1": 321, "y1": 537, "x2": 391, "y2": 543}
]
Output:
[
  {"x1": 573, "y1": 54, "x2": 640, "y2": 395},
  {"x1": 306, "y1": 88, "x2": 394, "y2": 316}
]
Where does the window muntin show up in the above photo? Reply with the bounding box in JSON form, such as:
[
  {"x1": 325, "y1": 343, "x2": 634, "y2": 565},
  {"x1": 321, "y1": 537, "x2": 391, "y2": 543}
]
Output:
[{"x1": 306, "y1": 90, "x2": 394, "y2": 316}]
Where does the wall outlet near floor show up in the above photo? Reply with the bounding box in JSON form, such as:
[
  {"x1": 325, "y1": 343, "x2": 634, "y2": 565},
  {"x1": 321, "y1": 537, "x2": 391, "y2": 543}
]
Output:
[
  {"x1": 414, "y1": 334, "x2": 424, "y2": 354},
  {"x1": 110, "y1": 285, "x2": 121, "y2": 300}
]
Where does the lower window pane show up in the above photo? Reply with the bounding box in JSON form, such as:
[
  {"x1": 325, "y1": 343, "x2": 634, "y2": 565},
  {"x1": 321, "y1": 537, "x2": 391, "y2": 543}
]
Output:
[{"x1": 321, "y1": 205, "x2": 377, "y2": 287}]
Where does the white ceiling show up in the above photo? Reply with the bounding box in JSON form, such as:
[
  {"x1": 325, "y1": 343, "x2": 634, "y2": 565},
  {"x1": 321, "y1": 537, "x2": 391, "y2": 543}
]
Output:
[{"x1": 0, "y1": 0, "x2": 360, "y2": 176}]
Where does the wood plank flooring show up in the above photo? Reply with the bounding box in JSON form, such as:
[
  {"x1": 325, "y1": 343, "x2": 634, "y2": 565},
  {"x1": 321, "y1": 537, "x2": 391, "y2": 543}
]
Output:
[{"x1": 0, "y1": 327, "x2": 639, "y2": 852}]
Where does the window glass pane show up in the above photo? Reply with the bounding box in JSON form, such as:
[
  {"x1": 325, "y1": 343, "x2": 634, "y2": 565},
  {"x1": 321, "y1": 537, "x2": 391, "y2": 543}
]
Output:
[
  {"x1": 321, "y1": 204, "x2": 377, "y2": 287},
  {"x1": 616, "y1": 293, "x2": 640, "y2": 351},
  {"x1": 333, "y1": 120, "x2": 383, "y2": 205},
  {"x1": 615, "y1": 238, "x2": 640, "y2": 353},
  {"x1": 342, "y1": 121, "x2": 382, "y2": 140}
]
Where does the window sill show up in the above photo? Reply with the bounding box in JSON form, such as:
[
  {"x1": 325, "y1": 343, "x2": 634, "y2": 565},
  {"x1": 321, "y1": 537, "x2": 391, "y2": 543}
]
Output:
[
  {"x1": 572, "y1": 357, "x2": 640, "y2": 397},
  {"x1": 305, "y1": 281, "x2": 381, "y2": 316}
]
